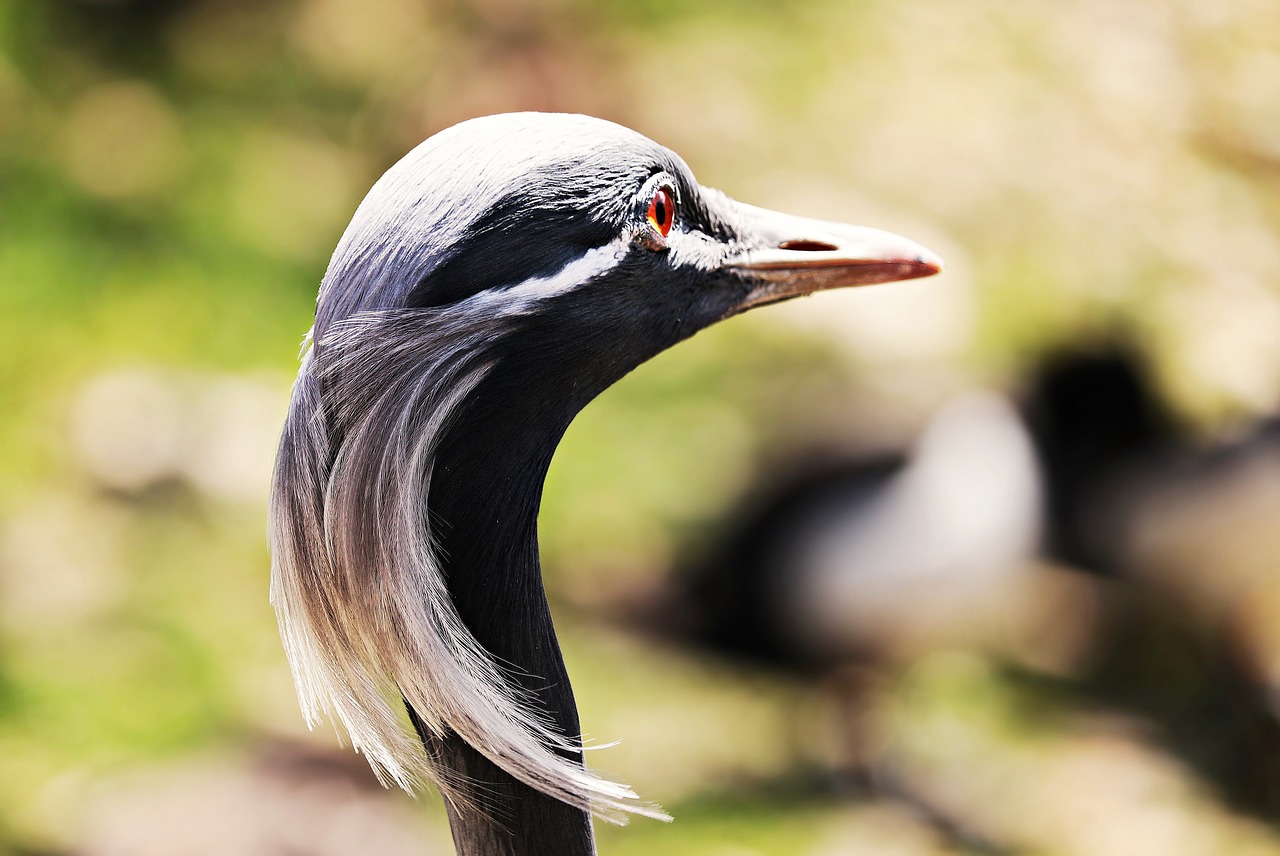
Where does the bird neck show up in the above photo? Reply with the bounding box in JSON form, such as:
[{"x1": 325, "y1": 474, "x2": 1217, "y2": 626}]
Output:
[{"x1": 422, "y1": 369, "x2": 596, "y2": 856}]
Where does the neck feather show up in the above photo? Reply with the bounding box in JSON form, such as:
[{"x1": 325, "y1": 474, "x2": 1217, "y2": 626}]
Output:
[{"x1": 270, "y1": 307, "x2": 661, "y2": 856}]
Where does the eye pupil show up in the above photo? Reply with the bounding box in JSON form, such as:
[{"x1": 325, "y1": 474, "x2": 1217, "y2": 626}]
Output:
[{"x1": 647, "y1": 187, "x2": 675, "y2": 238}]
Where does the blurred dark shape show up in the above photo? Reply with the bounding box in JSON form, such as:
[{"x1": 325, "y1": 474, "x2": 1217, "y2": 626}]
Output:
[
  {"x1": 1021, "y1": 339, "x2": 1183, "y2": 576},
  {"x1": 1019, "y1": 338, "x2": 1280, "y2": 819},
  {"x1": 1022, "y1": 337, "x2": 1280, "y2": 599},
  {"x1": 72, "y1": 738, "x2": 441, "y2": 856}
]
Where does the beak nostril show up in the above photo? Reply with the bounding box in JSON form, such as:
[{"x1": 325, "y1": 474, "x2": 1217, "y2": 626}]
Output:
[{"x1": 778, "y1": 239, "x2": 838, "y2": 252}]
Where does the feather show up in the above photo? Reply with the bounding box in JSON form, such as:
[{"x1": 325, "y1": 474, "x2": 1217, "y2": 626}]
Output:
[{"x1": 269, "y1": 307, "x2": 667, "y2": 822}]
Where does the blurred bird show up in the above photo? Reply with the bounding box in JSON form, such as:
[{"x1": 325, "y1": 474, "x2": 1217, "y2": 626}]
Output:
[
  {"x1": 268, "y1": 112, "x2": 941, "y2": 856},
  {"x1": 1023, "y1": 342, "x2": 1280, "y2": 609},
  {"x1": 679, "y1": 390, "x2": 1043, "y2": 674},
  {"x1": 1021, "y1": 341, "x2": 1280, "y2": 816}
]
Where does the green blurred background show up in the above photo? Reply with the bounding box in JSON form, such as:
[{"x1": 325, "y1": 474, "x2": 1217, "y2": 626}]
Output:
[{"x1": 4, "y1": 1, "x2": 1280, "y2": 854}]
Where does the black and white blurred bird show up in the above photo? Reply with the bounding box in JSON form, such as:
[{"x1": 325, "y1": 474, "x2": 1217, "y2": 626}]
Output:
[
  {"x1": 268, "y1": 112, "x2": 941, "y2": 856},
  {"x1": 680, "y1": 391, "x2": 1043, "y2": 673}
]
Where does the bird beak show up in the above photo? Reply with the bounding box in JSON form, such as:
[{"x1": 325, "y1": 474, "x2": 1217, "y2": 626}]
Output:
[{"x1": 721, "y1": 202, "x2": 944, "y2": 313}]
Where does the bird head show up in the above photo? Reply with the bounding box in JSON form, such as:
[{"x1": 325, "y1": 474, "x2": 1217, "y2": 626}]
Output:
[
  {"x1": 313, "y1": 112, "x2": 940, "y2": 416},
  {"x1": 271, "y1": 112, "x2": 942, "y2": 829}
]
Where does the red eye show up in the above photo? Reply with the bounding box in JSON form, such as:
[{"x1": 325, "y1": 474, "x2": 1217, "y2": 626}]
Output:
[{"x1": 646, "y1": 186, "x2": 675, "y2": 237}]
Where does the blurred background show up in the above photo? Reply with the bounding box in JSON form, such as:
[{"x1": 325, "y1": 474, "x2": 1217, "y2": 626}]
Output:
[{"x1": 4, "y1": 0, "x2": 1280, "y2": 853}]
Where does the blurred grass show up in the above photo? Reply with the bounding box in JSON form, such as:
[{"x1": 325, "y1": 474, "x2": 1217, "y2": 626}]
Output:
[{"x1": 2, "y1": 0, "x2": 1280, "y2": 853}]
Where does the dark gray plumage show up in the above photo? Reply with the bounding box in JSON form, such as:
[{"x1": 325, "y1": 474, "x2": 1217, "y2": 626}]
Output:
[{"x1": 269, "y1": 112, "x2": 941, "y2": 856}]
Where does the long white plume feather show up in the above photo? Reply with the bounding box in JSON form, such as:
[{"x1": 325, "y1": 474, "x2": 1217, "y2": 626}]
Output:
[{"x1": 268, "y1": 307, "x2": 668, "y2": 823}]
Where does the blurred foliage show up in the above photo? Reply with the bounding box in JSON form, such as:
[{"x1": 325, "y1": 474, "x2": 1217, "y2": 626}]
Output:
[{"x1": 3, "y1": 0, "x2": 1280, "y2": 854}]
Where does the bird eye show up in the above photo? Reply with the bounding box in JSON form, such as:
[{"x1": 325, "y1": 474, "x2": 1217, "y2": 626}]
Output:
[{"x1": 646, "y1": 186, "x2": 675, "y2": 238}]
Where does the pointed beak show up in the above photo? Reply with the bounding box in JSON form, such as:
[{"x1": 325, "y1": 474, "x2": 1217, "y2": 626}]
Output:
[{"x1": 721, "y1": 202, "x2": 944, "y2": 313}]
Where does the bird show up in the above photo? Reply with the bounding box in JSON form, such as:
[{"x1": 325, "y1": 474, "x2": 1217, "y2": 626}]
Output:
[
  {"x1": 675, "y1": 390, "x2": 1042, "y2": 676},
  {"x1": 268, "y1": 112, "x2": 942, "y2": 856},
  {"x1": 1019, "y1": 340, "x2": 1280, "y2": 816}
]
